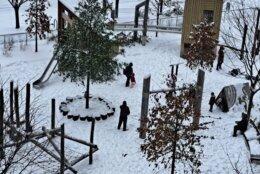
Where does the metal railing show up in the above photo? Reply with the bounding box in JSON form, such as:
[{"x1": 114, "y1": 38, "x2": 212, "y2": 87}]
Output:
[{"x1": 0, "y1": 30, "x2": 58, "y2": 45}]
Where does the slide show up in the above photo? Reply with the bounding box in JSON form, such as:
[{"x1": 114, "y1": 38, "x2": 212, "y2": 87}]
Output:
[{"x1": 33, "y1": 57, "x2": 57, "y2": 89}]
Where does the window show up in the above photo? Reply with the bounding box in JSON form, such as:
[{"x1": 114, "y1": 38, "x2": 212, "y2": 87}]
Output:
[{"x1": 203, "y1": 10, "x2": 214, "y2": 23}]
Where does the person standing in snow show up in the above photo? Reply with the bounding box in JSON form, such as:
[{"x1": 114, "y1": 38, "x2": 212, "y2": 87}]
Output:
[
  {"x1": 209, "y1": 92, "x2": 215, "y2": 112},
  {"x1": 216, "y1": 46, "x2": 224, "y2": 70},
  {"x1": 117, "y1": 101, "x2": 130, "y2": 131},
  {"x1": 130, "y1": 73, "x2": 136, "y2": 88},
  {"x1": 124, "y1": 63, "x2": 133, "y2": 87}
]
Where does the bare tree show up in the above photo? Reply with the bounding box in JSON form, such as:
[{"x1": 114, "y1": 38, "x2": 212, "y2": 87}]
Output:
[
  {"x1": 221, "y1": 0, "x2": 260, "y2": 128},
  {"x1": 7, "y1": 0, "x2": 29, "y2": 29},
  {"x1": 0, "y1": 84, "x2": 57, "y2": 174},
  {"x1": 141, "y1": 84, "x2": 211, "y2": 174}
]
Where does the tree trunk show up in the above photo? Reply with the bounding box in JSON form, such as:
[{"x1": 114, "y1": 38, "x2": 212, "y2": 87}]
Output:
[
  {"x1": 143, "y1": 0, "x2": 150, "y2": 37},
  {"x1": 171, "y1": 128, "x2": 178, "y2": 174},
  {"x1": 246, "y1": 91, "x2": 255, "y2": 126},
  {"x1": 14, "y1": 6, "x2": 20, "y2": 29},
  {"x1": 115, "y1": 0, "x2": 119, "y2": 18},
  {"x1": 85, "y1": 75, "x2": 90, "y2": 109}
]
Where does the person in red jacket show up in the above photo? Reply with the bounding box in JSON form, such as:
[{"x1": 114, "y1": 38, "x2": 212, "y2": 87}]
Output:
[{"x1": 130, "y1": 73, "x2": 136, "y2": 88}]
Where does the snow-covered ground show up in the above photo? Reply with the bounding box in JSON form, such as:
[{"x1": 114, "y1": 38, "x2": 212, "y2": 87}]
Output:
[{"x1": 0, "y1": 0, "x2": 259, "y2": 174}]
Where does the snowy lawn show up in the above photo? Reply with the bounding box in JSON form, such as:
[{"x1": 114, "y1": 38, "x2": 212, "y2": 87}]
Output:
[{"x1": 0, "y1": 0, "x2": 260, "y2": 174}]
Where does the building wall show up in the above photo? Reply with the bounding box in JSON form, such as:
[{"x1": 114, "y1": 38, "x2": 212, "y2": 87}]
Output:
[
  {"x1": 58, "y1": 0, "x2": 77, "y2": 41},
  {"x1": 180, "y1": 0, "x2": 223, "y2": 57}
]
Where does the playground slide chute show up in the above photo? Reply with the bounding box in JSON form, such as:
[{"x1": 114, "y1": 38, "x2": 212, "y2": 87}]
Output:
[{"x1": 33, "y1": 57, "x2": 57, "y2": 88}]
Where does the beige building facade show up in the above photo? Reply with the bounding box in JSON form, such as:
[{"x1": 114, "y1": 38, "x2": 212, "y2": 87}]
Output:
[{"x1": 180, "y1": 0, "x2": 224, "y2": 57}]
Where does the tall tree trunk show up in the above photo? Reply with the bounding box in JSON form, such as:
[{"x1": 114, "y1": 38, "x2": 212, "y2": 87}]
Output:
[
  {"x1": 115, "y1": 0, "x2": 119, "y2": 18},
  {"x1": 85, "y1": 74, "x2": 90, "y2": 109},
  {"x1": 14, "y1": 6, "x2": 20, "y2": 29},
  {"x1": 171, "y1": 130, "x2": 178, "y2": 174},
  {"x1": 246, "y1": 91, "x2": 255, "y2": 126}
]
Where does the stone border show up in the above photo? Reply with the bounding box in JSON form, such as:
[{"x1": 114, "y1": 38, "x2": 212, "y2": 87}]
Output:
[{"x1": 59, "y1": 95, "x2": 115, "y2": 122}]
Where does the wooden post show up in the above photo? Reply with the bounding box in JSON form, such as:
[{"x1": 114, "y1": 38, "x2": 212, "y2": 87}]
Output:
[
  {"x1": 240, "y1": 24, "x2": 247, "y2": 60},
  {"x1": 170, "y1": 65, "x2": 174, "y2": 76},
  {"x1": 60, "y1": 124, "x2": 65, "y2": 174},
  {"x1": 0, "y1": 87, "x2": 5, "y2": 159},
  {"x1": 193, "y1": 69, "x2": 205, "y2": 129},
  {"x1": 139, "y1": 75, "x2": 151, "y2": 139},
  {"x1": 134, "y1": 6, "x2": 139, "y2": 41},
  {"x1": 51, "y1": 98, "x2": 55, "y2": 137},
  {"x1": 143, "y1": 0, "x2": 150, "y2": 38},
  {"x1": 25, "y1": 83, "x2": 31, "y2": 132},
  {"x1": 14, "y1": 87, "x2": 20, "y2": 128},
  {"x1": 89, "y1": 119, "x2": 95, "y2": 164},
  {"x1": 9, "y1": 81, "x2": 14, "y2": 123},
  {"x1": 42, "y1": 127, "x2": 62, "y2": 157},
  {"x1": 176, "y1": 64, "x2": 179, "y2": 76},
  {"x1": 134, "y1": 1, "x2": 145, "y2": 41},
  {"x1": 85, "y1": 74, "x2": 90, "y2": 109}
]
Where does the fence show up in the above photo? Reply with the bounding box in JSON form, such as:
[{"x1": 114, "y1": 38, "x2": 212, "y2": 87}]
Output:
[
  {"x1": 0, "y1": 30, "x2": 58, "y2": 45},
  {"x1": 148, "y1": 15, "x2": 183, "y2": 28},
  {"x1": 120, "y1": 14, "x2": 183, "y2": 28}
]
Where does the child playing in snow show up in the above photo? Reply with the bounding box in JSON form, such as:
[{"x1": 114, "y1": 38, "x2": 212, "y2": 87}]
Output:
[
  {"x1": 209, "y1": 92, "x2": 215, "y2": 112},
  {"x1": 130, "y1": 73, "x2": 136, "y2": 88}
]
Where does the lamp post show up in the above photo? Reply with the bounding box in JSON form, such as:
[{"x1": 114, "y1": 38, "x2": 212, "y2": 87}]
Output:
[{"x1": 35, "y1": 0, "x2": 38, "y2": 52}]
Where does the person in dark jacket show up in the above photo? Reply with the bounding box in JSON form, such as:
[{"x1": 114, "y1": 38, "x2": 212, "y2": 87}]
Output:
[
  {"x1": 216, "y1": 46, "x2": 224, "y2": 70},
  {"x1": 125, "y1": 63, "x2": 133, "y2": 87},
  {"x1": 117, "y1": 101, "x2": 130, "y2": 131},
  {"x1": 233, "y1": 113, "x2": 248, "y2": 137},
  {"x1": 209, "y1": 92, "x2": 215, "y2": 112}
]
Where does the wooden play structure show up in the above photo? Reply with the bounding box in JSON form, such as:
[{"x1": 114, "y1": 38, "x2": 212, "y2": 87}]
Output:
[
  {"x1": 138, "y1": 69, "x2": 205, "y2": 139},
  {"x1": 0, "y1": 82, "x2": 98, "y2": 173},
  {"x1": 180, "y1": 0, "x2": 224, "y2": 57}
]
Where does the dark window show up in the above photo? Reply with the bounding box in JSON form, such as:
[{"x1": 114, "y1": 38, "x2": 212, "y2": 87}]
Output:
[
  {"x1": 203, "y1": 10, "x2": 214, "y2": 23},
  {"x1": 184, "y1": 43, "x2": 191, "y2": 48}
]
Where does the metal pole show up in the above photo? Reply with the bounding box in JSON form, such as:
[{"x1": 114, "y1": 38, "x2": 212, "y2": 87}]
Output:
[
  {"x1": 51, "y1": 98, "x2": 55, "y2": 137},
  {"x1": 60, "y1": 124, "x2": 65, "y2": 174},
  {"x1": 35, "y1": 0, "x2": 38, "y2": 52},
  {"x1": 0, "y1": 87, "x2": 5, "y2": 159}
]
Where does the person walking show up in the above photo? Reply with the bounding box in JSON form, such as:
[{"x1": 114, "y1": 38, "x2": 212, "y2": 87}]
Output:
[
  {"x1": 216, "y1": 46, "x2": 224, "y2": 70},
  {"x1": 124, "y1": 63, "x2": 133, "y2": 87},
  {"x1": 117, "y1": 101, "x2": 130, "y2": 131},
  {"x1": 209, "y1": 92, "x2": 215, "y2": 112}
]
